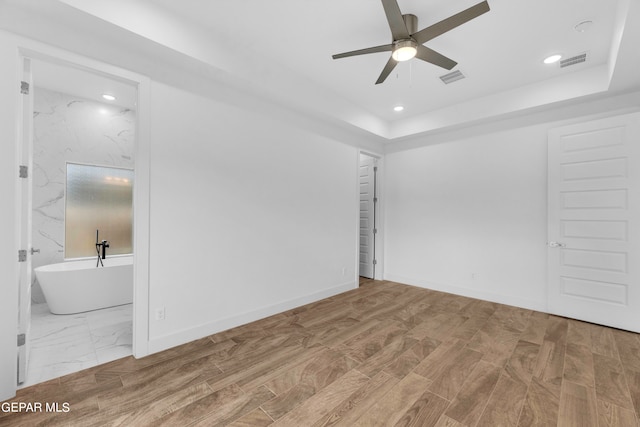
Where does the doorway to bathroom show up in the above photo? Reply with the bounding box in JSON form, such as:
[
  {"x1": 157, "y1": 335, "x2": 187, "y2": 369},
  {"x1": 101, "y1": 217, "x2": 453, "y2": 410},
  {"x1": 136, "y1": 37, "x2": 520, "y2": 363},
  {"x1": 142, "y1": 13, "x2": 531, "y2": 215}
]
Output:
[{"x1": 17, "y1": 55, "x2": 139, "y2": 388}]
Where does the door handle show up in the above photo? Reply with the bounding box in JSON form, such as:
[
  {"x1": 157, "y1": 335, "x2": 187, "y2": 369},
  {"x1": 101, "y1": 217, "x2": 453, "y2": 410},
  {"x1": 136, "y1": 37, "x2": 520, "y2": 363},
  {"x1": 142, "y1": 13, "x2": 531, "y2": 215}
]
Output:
[
  {"x1": 30, "y1": 248, "x2": 40, "y2": 255},
  {"x1": 548, "y1": 241, "x2": 566, "y2": 248}
]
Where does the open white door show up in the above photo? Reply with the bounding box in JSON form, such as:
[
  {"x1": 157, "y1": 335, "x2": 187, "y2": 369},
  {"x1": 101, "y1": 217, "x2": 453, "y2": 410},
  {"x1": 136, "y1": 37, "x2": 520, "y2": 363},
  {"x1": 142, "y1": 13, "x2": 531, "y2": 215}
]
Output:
[
  {"x1": 17, "y1": 57, "x2": 34, "y2": 384},
  {"x1": 359, "y1": 154, "x2": 377, "y2": 279},
  {"x1": 548, "y1": 112, "x2": 640, "y2": 332}
]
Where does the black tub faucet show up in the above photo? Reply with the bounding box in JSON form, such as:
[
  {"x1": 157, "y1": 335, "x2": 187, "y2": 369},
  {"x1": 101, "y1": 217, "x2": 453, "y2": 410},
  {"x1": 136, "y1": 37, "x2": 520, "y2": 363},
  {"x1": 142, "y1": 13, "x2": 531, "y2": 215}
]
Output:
[
  {"x1": 99, "y1": 240, "x2": 109, "y2": 259},
  {"x1": 95, "y1": 230, "x2": 110, "y2": 267}
]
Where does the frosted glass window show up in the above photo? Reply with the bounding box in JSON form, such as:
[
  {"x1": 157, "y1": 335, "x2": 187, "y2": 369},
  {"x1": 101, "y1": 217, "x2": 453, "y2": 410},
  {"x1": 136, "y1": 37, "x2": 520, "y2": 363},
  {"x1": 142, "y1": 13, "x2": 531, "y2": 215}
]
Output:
[{"x1": 65, "y1": 163, "x2": 133, "y2": 258}]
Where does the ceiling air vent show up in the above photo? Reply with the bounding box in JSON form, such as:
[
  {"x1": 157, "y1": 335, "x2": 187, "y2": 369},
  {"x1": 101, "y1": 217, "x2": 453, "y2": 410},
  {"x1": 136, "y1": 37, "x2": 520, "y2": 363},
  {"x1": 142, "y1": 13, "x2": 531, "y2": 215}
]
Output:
[
  {"x1": 560, "y1": 53, "x2": 587, "y2": 68},
  {"x1": 439, "y1": 70, "x2": 465, "y2": 84}
]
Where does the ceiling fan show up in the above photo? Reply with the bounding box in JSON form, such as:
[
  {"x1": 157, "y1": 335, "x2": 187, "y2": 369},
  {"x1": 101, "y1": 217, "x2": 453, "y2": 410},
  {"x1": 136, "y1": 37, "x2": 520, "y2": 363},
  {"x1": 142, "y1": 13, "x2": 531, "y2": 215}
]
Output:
[{"x1": 332, "y1": 0, "x2": 490, "y2": 84}]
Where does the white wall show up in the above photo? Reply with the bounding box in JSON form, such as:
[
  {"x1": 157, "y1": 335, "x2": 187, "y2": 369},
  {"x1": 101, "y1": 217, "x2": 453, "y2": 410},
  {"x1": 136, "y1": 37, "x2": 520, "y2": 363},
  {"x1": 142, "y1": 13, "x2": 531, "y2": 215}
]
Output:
[
  {"x1": 383, "y1": 103, "x2": 640, "y2": 311},
  {"x1": 385, "y1": 123, "x2": 556, "y2": 310},
  {"x1": 146, "y1": 83, "x2": 358, "y2": 349}
]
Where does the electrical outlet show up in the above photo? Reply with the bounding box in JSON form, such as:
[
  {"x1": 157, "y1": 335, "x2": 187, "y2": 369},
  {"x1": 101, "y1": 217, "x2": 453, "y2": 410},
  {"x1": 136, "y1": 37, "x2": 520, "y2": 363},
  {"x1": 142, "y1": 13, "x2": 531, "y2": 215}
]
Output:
[{"x1": 155, "y1": 307, "x2": 165, "y2": 321}]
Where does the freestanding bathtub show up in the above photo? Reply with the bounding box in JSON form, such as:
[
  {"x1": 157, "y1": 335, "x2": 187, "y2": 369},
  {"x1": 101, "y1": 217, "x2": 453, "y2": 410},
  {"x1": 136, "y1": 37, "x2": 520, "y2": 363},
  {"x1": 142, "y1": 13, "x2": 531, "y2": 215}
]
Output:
[{"x1": 34, "y1": 256, "x2": 133, "y2": 314}]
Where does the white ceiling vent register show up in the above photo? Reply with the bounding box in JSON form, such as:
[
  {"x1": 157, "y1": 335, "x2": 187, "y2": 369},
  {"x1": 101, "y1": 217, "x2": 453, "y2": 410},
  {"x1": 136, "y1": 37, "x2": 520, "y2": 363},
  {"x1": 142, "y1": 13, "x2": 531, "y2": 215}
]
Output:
[
  {"x1": 560, "y1": 53, "x2": 587, "y2": 68},
  {"x1": 439, "y1": 70, "x2": 465, "y2": 84}
]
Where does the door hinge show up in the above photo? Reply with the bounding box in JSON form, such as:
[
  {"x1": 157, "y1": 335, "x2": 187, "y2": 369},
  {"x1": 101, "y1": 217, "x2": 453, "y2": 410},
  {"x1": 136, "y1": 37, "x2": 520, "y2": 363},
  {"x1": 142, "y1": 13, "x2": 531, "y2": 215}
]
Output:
[
  {"x1": 18, "y1": 250, "x2": 27, "y2": 262},
  {"x1": 17, "y1": 333, "x2": 26, "y2": 347},
  {"x1": 373, "y1": 228, "x2": 378, "y2": 234},
  {"x1": 19, "y1": 165, "x2": 28, "y2": 178},
  {"x1": 373, "y1": 166, "x2": 378, "y2": 172},
  {"x1": 372, "y1": 259, "x2": 377, "y2": 265},
  {"x1": 373, "y1": 197, "x2": 378, "y2": 203},
  {"x1": 20, "y1": 81, "x2": 29, "y2": 95}
]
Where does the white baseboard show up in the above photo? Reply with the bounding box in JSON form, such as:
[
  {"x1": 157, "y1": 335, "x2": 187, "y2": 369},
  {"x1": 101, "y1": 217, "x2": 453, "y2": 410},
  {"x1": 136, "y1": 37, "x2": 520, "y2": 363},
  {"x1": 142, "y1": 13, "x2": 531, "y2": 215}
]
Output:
[
  {"x1": 384, "y1": 273, "x2": 547, "y2": 313},
  {"x1": 147, "y1": 280, "x2": 357, "y2": 355}
]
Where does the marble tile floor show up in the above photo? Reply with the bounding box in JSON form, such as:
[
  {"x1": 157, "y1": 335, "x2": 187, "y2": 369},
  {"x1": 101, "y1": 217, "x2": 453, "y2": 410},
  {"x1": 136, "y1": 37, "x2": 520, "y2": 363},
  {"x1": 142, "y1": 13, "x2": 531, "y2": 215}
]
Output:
[{"x1": 19, "y1": 302, "x2": 132, "y2": 388}]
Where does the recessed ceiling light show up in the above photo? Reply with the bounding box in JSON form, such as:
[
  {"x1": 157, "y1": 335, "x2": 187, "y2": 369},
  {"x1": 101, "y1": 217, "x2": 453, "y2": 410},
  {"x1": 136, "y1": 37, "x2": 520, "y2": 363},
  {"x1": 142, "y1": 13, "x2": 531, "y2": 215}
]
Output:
[
  {"x1": 543, "y1": 54, "x2": 562, "y2": 64},
  {"x1": 393, "y1": 105, "x2": 404, "y2": 112},
  {"x1": 574, "y1": 20, "x2": 593, "y2": 33},
  {"x1": 102, "y1": 94, "x2": 116, "y2": 101}
]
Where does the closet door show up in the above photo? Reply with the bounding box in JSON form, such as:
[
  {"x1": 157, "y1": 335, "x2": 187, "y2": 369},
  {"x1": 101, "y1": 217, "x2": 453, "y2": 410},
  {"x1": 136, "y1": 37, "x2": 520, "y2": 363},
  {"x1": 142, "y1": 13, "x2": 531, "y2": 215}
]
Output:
[{"x1": 547, "y1": 112, "x2": 640, "y2": 332}]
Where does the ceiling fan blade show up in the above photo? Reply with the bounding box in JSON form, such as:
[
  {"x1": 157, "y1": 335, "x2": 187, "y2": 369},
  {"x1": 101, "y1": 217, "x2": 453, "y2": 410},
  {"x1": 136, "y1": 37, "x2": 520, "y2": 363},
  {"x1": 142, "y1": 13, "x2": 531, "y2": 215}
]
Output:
[
  {"x1": 381, "y1": 0, "x2": 410, "y2": 40},
  {"x1": 332, "y1": 44, "x2": 393, "y2": 60},
  {"x1": 375, "y1": 56, "x2": 398, "y2": 85},
  {"x1": 415, "y1": 45, "x2": 457, "y2": 70},
  {"x1": 412, "y1": 1, "x2": 490, "y2": 45}
]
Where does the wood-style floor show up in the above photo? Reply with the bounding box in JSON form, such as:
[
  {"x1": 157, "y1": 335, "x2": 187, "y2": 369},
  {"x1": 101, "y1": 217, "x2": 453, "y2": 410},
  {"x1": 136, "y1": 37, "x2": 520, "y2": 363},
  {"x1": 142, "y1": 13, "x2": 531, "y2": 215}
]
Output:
[{"x1": 3, "y1": 279, "x2": 640, "y2": 426}]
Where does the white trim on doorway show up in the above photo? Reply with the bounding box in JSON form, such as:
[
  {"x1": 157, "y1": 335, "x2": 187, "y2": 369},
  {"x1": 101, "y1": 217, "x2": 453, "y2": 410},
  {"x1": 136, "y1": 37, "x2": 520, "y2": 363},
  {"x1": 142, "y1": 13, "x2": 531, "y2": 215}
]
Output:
[{"x1": 22, "y1": 45, "x2": 152, "y2": 359}]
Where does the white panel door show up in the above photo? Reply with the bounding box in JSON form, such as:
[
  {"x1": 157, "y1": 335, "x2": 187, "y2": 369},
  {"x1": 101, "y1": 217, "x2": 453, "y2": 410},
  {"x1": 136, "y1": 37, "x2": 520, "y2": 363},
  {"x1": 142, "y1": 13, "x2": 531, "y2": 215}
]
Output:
[
  {"x1": 359, "y1": 155, "x2": 376, "y2": 278},
  {"x1": 17, "y1": 58, "x2": 34, "y2": 384},
  {"x1": 548, "y1": 112, "x2": 640, "y2": 332}
]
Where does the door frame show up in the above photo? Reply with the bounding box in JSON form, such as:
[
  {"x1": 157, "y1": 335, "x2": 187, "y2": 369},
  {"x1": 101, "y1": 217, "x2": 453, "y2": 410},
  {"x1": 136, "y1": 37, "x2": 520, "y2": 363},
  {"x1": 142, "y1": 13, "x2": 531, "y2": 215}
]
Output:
[
  {"x1": 357, "y1": 150, "x2": 384, "y2": 281},
  {"x1": 1, "y1": 33, "x2": 152, "y2": 400}
]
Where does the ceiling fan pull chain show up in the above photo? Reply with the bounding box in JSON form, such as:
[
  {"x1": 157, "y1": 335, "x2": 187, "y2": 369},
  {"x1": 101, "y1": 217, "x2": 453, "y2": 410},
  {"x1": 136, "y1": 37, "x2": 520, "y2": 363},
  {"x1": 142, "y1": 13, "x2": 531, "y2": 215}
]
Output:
[{"x1": 410, "y1": 61, "x2": 413, "y2": 87}]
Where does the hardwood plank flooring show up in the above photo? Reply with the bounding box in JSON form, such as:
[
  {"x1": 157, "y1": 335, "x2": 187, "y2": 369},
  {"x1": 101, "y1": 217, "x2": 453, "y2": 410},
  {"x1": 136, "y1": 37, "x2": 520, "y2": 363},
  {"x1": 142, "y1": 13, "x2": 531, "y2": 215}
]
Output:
[{"x1": 3, "y1": 279, "x2": 640, "y2": 426}]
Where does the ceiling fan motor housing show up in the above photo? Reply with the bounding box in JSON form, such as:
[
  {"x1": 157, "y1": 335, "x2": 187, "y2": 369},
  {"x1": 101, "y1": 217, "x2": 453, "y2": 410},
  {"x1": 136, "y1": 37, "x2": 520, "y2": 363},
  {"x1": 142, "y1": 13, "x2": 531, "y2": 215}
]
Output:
[
  {"x1": 402, "y1": 14, "x2": 418, "y2": 34},
  {"x1": 391, "y1": 14, "x2": 418, "y2": 61}
]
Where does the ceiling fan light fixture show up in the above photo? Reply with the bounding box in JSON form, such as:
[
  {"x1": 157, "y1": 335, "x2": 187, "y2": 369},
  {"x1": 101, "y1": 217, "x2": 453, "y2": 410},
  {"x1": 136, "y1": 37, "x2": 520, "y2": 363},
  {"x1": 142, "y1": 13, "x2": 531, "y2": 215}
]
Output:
[{"x1": 392, "y1": 40, "x2": 418, "y2": 62}]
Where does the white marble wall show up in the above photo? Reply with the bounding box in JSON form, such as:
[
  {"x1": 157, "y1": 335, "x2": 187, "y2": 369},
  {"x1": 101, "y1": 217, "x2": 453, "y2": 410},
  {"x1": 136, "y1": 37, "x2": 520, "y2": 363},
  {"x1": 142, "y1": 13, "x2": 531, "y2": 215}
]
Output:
[{"x1": 32, "y1": 88, "x2": 136, "y2": 303}]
